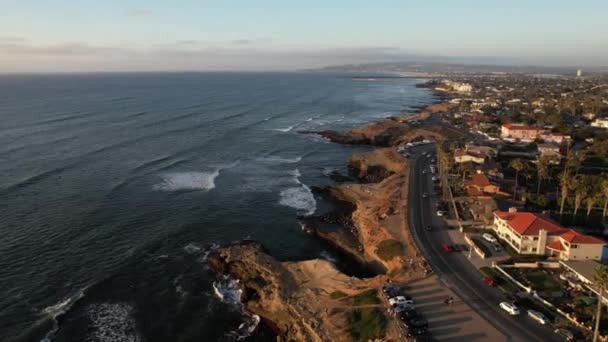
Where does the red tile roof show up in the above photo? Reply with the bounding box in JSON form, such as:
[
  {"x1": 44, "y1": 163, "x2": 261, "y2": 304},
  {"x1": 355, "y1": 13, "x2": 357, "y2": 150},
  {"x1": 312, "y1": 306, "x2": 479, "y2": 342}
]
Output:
[
  {"x1": 494, "y1": 211, "x2": 565, "y2": 236},
  {"x1": 466, "y1": 173, "x2": 491, "y2": 187},
  {"x1": 559, "y1": 230, "x2": 605, "y2": 245},
  {"x1": 546, "y1": 240, "x2": 565, "y2": 251},
  {"x1": 502, "y1": 123, "x2": 544, "y2": 131}
]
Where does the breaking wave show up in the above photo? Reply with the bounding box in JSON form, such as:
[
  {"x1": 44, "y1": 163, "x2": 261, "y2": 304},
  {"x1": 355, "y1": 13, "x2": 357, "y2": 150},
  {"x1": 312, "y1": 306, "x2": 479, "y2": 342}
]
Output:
[
  {"x1": 183, "y1": 243, "x2": 202, "y2": 255},
  {"x1": 153, "y1": 161, "x2": 239, "y2": 191},
  {"x1": 153, "y1": 171, "x2": 219, "y2": 191},
  {"x1": 256, "y1": 155, "x2": 302, "y2": 164},
  {"x1": 273, "y1": 125, "x2": 294, "y2": 132},
  {"x1": 279, "y1": 169, "x2": 316, "y2": 216},
  {"x1": 212, "y1": 276, "x2": 260, "y2": 340}
]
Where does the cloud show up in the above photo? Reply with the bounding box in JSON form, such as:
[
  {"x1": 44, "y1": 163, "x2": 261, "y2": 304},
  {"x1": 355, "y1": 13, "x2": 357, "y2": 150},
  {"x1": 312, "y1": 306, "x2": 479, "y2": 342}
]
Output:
[
  {"x1": 231, "y1": 39, "x2": 253, "y2": 45},
  {"x1": 126, "y1": 8, "x2": 152, "y2": 17},
  {"x1": 0, "y1": 36, "x2": 28, "y2": 43},
  {"x1": 0, "y1": 40, "x2": 127, "y2": 55}
]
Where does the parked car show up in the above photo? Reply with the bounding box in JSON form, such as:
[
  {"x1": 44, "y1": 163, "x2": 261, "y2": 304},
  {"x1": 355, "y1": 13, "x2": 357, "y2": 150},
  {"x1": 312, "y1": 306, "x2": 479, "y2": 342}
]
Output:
[
  {"x1": 399, "y1": 309, "x2": 419, "y2": 322},
  {"x1": 554, "y1": 327, "x2": 575, "y2": 341},
  {"x1": 499, "y1": 302, "x2": 520, "y2": 315},
  {"x1": 436, "y1": 210, "x2": 445, "y2": 216},
  {"x1": 425, "y1": 225, "x2": 432, "y2": 231},
  {"x1": 441, "y1": 244, "x2": 453, "y2": 253},
  {"x1": 389, "y1": 296, "x2": 414, "y2": 307},
  {"x1": 493, "y1": 244, "x2": 502, "y2": 253},
  {"x1": 405, "y1": 325, "x2": 427, "y2": 337},
  {"x1": 451, "y1": 244, "x2": 461, "y2": 252},
  {"x1": 393, "y1": 303, "x2": 416, "y2": 313},
  {"x1": 381, "y1": 284, "x2": 399, "y2": 298},
  {"x1": 422, "y1": 169, "x2": 428, "y2": 174},
  {"x1": 527, "y1": 310, "x2": 549, "y2": 325},
  {"x1": 407, "y1": 317, "x2": 428, "y2": 329},
  {"x1": 422, "y1": 192, "x2": 428, "y2": 198},
  {"x1": 482, "y1": 233, "x2": 497, "y2": 243},
  {"x1": 483, "y1": 276, "x2": 496, "y2": 287},
  {"x1": 431, "y1": 176, "x2": 438, "y2": 181}
]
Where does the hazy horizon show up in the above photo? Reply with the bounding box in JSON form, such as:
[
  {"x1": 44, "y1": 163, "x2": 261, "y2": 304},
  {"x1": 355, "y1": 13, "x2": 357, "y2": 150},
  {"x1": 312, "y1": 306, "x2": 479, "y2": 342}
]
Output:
[{"x1": 2, "y1": 0, "x2": 607, "y2": 72}]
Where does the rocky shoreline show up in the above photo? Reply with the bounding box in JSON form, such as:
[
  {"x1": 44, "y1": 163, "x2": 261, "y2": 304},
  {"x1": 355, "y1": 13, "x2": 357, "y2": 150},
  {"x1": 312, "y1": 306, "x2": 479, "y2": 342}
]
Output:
[{"x1": 207, "y1": 96, "x2": 455, "y2": 341}]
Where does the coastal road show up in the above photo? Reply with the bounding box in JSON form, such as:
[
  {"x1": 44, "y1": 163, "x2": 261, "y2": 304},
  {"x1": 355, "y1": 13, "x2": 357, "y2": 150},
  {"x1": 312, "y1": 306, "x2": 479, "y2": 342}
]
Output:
[{"x1": 406, "y1": 144, "x2": 556, "y2": 342}]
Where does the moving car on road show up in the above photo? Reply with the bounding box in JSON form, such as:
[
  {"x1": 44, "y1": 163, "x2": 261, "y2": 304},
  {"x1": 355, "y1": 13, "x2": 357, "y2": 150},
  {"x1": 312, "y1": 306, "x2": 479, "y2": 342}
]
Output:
[
  {"x1": 499, "y1": 302, "x2": 520, "y2": 315},
  {"x1": 527, "y1": 310, "x2": 549, "y2": 325},
  {"x1": 441, "y1": 244, "x2": 453, "y2": 253},
  {"x1": 436, "y1": 210, "x2": 445, "y2": 216},
  {"x1": 554, "y1": 327, "x2": 575, "y2": 341},
  {"x1": 425, "y1": 225, "x2": 432, "y2": 231},
  {"x1": 483, "y1": 233, "x2": 497, "y2": 243},
  {"x1": 483, "y1": 276, "x2": 496, "y2": 287}
]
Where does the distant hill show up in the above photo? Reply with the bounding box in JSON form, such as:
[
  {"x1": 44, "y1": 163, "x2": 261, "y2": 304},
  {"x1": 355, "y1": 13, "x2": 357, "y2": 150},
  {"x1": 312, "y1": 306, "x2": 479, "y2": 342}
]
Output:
[{"x1": 316, "y1": 61, "x2": 607, "y2": 76}]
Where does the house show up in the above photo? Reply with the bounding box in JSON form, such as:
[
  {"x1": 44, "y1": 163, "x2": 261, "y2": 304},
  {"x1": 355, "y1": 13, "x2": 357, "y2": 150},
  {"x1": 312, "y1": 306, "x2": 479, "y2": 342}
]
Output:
[
  {"x1": 454, "y1": 149, "x2": 486, "y2": 164},
  {"x1": 537, "y1": 144, "x2": 562, "y2": 162},
  {"x1": 492, "y1": 209, "x2": 606, "y2": 261},
  {"x1": 465, "y1": 172, "x2": 500, "y2": 196},
  {"x1": 591, "y1": 118, "x2": 608, "y2": 129},
  {"x1": 500, "y1": 123, "x2": 545, "y2": 142},
  {"x1": 539, "y1": 132, "x2": 571, "y2": 145}
]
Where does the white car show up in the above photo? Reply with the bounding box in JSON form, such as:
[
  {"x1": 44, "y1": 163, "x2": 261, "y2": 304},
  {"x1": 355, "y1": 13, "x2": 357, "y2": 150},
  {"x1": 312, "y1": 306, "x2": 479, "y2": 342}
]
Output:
[
  {"x1": 389, "y1": 296, "x2": 414, "y2": 306},
  {"x1": 422, "y1": 170, "x2": 428, "y2": 174},
  {"x1": 527, "y1": 310, "x2": 548, "y2": 324},
  {"x1": 499, "y1": 302, "x2": 520, "y2": 315},
  {"x1": 482, "y1": 233, "x2": 497, "y2": 243},
  {"x1": 436, "y1": 210, "x2": 445, "y2": 217},
  {"x1": 432, "y1": 176, "x2": 438, "y2": 181}
]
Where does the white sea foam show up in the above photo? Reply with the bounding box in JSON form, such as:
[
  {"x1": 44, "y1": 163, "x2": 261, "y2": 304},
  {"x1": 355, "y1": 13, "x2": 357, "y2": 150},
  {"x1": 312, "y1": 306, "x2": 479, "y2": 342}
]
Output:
[
  {"x1": 320, "y1": 250, "x2": 338, "y2": 264},
  {"x1": 212, "y1": 276, "x2": 243, "y2": 306},
  {"x1": 273, "y1": 125, "x2": 294, "y2": 132},
  {"x1": 85, "y1": 303, "x2": 137, "y2": 342},
  {"x1": 173, "y1": 276, "x2": 187, "y2": 298},
  {"x1": 257, "y1": 155, "x2": 302, "y2": 164},
  {"x1": 213, "y1": 275, "x2": 260, "y2": 340},
  {"x1": 183, "y1": 243, "x2": 202, "y2": 254},
  {"x1": 279, "y1": 168, "x2": 316, "y2": 216},
  {"x1": 153, "y1": 171, "x2": 219, "y2": 191}
]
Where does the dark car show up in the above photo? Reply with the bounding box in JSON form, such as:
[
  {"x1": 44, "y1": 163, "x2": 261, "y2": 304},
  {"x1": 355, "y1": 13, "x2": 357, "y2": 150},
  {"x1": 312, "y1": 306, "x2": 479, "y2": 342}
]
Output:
[
  {"x1": 399, "y1": 309, "x2": 419, "y2": 322},
  {"x1": 554, "y1": 328, "x2": 575, "y2": 341},
  {"x1": 425, "y1": 225, "x2": 432, "y2": 231},
  {"x1": 404, "y1": 325, "x2": 427, "y2": 337},
  {"x1": 451, "y1": 244, "x2": 461, "y2": 252},
  {"x1": 407, "y1": 317, "x2": 429, "y2": 329}
]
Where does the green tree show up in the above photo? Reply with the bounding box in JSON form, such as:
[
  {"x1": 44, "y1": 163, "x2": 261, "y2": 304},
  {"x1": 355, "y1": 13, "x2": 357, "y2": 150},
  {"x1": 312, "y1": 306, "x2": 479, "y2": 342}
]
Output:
[
  {"x1": 593, "y1": 265, "x2": 608, "y2": 342},
  {"x1": 602, "y1": 177, "x2": 608, "y2": 220},
  {"x1": 509, "y1": 158, "x2": 526, "y2": 200},
  {"x1": 536, "y1": 155, "x2": 551, "y2": 195}
]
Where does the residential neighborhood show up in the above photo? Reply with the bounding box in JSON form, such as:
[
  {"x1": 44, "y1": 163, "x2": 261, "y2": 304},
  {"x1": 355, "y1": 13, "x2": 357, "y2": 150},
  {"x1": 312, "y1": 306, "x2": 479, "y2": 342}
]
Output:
[{"x1": 423, "y1": 72, "x2": 608, "y2": 341}]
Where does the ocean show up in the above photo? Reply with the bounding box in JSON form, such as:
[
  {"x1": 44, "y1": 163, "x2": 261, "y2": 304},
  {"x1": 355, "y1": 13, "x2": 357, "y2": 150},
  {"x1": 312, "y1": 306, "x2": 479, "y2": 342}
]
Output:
[{"x1": 0, "y1": 72, "x2": 434, "y2": 342}]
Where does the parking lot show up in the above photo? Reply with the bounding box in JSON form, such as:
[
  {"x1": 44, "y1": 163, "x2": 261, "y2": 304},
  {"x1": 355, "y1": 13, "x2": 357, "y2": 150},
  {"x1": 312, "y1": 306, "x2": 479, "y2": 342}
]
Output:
[{"x1": 382, "y1": 277, "x2": 506, "y2": 341}]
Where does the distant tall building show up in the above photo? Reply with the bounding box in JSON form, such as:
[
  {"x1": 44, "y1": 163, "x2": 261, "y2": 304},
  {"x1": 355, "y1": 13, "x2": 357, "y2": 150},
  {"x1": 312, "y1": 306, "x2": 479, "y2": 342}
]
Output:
[{"x1": 577, "y1": 69, "x2": 583, "y2": 77}]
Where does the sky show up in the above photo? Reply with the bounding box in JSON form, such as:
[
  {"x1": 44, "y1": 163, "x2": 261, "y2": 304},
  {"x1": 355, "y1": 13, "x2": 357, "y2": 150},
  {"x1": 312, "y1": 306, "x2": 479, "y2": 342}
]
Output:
[{"x1": 1, "y1": 0, "x2": 607, "y2": 72}]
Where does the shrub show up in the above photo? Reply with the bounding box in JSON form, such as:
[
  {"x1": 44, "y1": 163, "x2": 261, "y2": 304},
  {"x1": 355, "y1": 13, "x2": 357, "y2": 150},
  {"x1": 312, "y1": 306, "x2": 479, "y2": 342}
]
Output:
[
  {"x1": 347, "y1": 308, "x2": 387, "y2": 342},
  {"x1": 376, "y1": 239, "x2": 403, "y2": 261}
]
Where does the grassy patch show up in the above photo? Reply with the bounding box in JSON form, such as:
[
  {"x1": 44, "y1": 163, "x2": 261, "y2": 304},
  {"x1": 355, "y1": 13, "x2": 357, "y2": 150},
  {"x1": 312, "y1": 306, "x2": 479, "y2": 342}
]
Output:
[
  {"x1": 525, "y1": 270, "x2": 562, "y2": 292},
  {"x1": 329, "y1": 291, "x2": 348, "y2": 300},
  {"x1": 348, "y1": 289, "x2": 381, "y2": 305},
  {"x1": 479, "y1": 267, "x2": 520, "y2": 295},
  {"x1": 347, "y1": 308, "x2": 387, "y2": 342},
  {"x1": 376, "y1": 239, "x2": 403, "y2": 261}
]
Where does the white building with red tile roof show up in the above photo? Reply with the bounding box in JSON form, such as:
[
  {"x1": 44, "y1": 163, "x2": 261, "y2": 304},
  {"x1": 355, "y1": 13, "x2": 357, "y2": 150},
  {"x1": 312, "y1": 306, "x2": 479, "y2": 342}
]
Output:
[{"x1": 492, "y1": 210, "x2": 605, "y2": 261}]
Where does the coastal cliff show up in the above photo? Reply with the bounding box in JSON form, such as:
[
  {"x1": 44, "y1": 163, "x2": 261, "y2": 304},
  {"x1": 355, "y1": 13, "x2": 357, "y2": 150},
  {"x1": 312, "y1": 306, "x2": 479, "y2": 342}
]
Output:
[
  {"x1": 207, "y1": 241, "x2": 394, "y2": 342},
  {"x1": 207, "y1": 101, "x2": 452, "y2": 340}
]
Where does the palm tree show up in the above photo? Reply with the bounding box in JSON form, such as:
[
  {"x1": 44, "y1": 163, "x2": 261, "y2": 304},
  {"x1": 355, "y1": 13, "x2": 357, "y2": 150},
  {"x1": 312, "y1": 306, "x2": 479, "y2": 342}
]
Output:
[
  {"x1": 536, "y1": 155, "x2": 551, "y2": 195},
  {"x1": 571, "y1": 175, "x2": 585, "y2": 223},
  {"x1": 593, "y1": 265, "x2": 608, "y2": 342},
  {"x1": 567, "y1": 150, "x2": 587, "y2": 177},
  {"x1": 585, "y1": 176, "x2": 599, "y2": 219},
  {"x1": 509, "y1": 158, "x2": 525, "y2": 200},
  {"x1": 559, "y1": 171, "x2": 570, "y2": 218},
  {"x1": 602, "y1": 177, "x2": 608, "y2": 221}
]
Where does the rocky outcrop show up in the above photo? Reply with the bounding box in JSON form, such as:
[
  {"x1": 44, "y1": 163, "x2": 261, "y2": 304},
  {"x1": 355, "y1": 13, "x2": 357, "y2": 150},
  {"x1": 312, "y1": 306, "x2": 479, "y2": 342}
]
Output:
[{"x1": 207, "y1": 241, "x2": 389, "y2": 342}]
